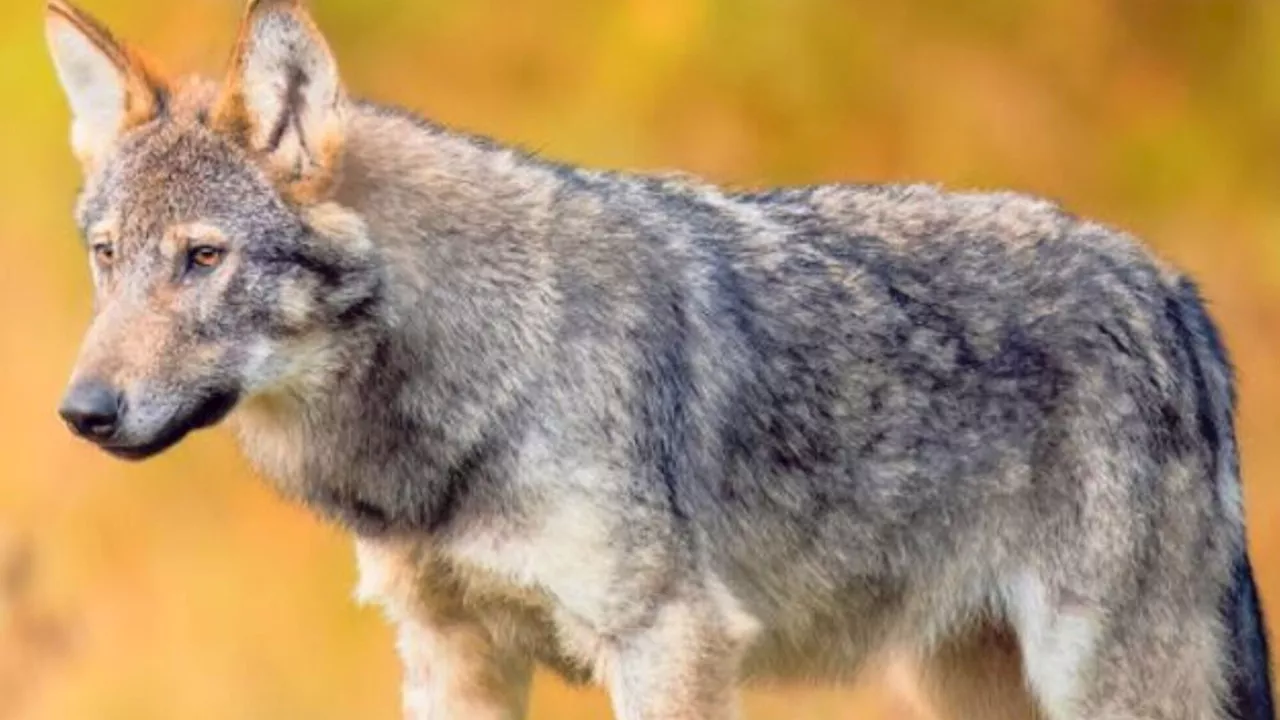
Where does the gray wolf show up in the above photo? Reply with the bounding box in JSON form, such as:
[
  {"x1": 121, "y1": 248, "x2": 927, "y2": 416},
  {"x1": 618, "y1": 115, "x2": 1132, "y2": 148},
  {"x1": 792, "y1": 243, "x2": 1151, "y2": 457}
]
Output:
[{"x1": 45, "y1": 0, "x2": 1273, "y2": 718}]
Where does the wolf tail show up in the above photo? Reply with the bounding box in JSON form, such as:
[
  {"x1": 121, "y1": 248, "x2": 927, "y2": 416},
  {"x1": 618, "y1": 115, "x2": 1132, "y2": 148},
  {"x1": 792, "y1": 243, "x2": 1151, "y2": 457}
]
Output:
[
  {"x1": 1225, "y1": 550, "x2": 1275, "y2": 720},
  {"x1": 1172, "y1": 278, "x2": 1275, "y2": 719}
]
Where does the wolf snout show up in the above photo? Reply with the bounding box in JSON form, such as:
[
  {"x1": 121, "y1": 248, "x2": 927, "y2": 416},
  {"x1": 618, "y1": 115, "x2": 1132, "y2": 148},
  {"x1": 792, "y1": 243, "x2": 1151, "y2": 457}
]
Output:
[{"x1": 58, "y1": 379, "x2": 123, "y2": 442}]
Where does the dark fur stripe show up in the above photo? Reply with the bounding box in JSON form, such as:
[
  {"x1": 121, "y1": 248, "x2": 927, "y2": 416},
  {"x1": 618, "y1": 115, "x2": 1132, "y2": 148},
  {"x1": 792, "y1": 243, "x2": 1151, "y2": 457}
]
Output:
[
  {"x1": 1225, "y1": 550, "x2": 1276, "y2": 720},
  {"x1": 265, "y1": 66, "x2": 309, "y2": 154},
  {"x1": 1175, "y1": 279, "x2": 1274, "y2": 719}
]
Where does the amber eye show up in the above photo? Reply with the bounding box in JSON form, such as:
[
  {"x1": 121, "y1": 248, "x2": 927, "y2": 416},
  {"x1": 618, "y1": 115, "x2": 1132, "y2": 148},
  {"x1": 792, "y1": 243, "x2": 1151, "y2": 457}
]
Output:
[
  {"x1": 91, "y1": 242, "x2": 115, "y2": 267},
  {"x1": 189, "y1": 245, "x2": 225, "y2": 270}
]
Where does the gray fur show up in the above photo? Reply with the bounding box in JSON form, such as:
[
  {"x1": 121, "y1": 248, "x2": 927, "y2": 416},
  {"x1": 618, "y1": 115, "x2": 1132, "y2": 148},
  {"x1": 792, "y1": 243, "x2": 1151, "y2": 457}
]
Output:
[{"x1": 48, "y1": 2, "x2": 1273, "y2": 719}]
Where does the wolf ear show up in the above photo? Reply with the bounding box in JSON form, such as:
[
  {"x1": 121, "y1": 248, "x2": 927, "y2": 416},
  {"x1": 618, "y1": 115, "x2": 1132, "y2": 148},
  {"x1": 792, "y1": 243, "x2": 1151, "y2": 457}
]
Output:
[
  {"x1": 45, "y1": 0, "x2": 168, "y2": 172},
  {"x1": 214, "y1": 0, "x2": 346, "y2": 203}
]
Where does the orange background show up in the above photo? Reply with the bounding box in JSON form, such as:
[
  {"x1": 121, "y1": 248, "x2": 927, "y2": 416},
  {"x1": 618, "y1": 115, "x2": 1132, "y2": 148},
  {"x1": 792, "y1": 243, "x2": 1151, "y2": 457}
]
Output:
[{"x1": 1, "y1": 0, "x2": 1277, "y2": 718}]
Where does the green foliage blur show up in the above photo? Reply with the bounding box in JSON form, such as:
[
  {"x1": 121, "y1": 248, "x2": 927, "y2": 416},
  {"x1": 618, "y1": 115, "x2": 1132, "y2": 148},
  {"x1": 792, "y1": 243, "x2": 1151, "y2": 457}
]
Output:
[{"x1": 1, "y1": 0, "x2": 1277, "y2": 717}]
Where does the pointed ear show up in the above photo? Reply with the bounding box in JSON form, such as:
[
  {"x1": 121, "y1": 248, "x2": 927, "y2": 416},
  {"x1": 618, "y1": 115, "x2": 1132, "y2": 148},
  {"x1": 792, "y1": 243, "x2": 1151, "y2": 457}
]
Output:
[
  {"x1": 214, "y1": 0, "x2": 346, "y2": 203},
  {"x1": 45, "y1": 0, "x2": 167, "y2": 172}
]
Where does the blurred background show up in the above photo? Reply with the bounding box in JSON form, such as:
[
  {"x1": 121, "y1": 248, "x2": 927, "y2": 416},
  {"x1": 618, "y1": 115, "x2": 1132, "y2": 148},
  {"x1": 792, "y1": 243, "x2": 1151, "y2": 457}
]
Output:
[{"x1": 1, "y1": 0, "x2": 1278, "y2": 717}]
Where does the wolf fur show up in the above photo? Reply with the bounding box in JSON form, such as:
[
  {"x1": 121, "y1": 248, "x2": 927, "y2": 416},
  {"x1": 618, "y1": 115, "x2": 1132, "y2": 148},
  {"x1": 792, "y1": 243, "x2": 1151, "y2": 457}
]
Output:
[{"x1": 46, "y1": 1, "x2": 1273, "y2": 718}]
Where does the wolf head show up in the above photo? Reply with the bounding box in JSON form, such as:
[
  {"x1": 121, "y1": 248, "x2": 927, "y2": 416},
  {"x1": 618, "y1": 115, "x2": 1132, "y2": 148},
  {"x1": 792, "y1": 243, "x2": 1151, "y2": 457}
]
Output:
[{"x1": 47, "y1": 0, "x2": 380, "y2": 460}]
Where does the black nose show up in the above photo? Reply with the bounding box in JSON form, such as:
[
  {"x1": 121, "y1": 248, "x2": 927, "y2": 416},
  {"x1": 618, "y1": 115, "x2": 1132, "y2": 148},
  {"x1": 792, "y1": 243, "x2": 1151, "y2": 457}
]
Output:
[{"x1": 59, "y1": 380, "x2": 122, "y2": 441}]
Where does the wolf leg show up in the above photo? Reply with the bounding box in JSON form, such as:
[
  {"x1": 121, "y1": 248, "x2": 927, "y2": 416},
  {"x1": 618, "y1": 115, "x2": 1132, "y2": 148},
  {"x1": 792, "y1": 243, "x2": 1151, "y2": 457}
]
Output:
[
  {"x1": 392, "y1": 607, "x2": 532, "y2": 720},
  {"x1": 604, "y1": 595, "x2": 744, "y2": 720},
  {"x1": 355, "y1": 539, "x2": 532, "y2": 720},
  {"x1": 916, "y1": 622, "x2": 1044, "y2": 720},
  {"x1": 1008, "y1": 570, "x2": 1238, "y2": 720}
]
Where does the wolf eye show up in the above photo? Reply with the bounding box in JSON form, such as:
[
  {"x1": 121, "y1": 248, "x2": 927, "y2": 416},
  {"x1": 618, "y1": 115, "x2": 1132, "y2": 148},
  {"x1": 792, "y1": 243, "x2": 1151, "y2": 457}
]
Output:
[
  {"x1": 188, "y1": 245, "x2": 225, "y2": 270},
  {"x1": 91, "y1": 243, "x2": 115, "y2": 267}
]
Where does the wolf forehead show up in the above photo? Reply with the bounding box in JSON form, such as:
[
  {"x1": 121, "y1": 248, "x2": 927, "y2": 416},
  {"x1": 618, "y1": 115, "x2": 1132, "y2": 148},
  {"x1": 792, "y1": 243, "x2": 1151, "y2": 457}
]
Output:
[{"x1": 75, "y1": 95, "x2": 294, "y2": 242}]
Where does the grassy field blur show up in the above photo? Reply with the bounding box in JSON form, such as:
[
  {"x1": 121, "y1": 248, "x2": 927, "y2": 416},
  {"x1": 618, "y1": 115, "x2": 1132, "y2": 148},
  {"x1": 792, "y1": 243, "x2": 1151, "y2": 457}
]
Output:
[{"x1": 2, "y1": 0, "x2": 1279, "y2": 717}]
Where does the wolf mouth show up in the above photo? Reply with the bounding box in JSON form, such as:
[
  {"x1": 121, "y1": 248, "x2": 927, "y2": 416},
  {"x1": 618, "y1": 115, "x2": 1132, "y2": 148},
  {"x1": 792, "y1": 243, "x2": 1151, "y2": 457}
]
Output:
[{"x1": 99, "y1": 390, "x2": 240, "y2": 462}]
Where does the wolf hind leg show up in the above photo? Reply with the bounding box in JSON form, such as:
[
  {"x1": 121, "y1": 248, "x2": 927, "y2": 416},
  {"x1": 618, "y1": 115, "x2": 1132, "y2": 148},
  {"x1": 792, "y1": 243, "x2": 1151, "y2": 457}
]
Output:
[{"x1": 1007, "y1": 571, "x2": 1230, "y2": 720}]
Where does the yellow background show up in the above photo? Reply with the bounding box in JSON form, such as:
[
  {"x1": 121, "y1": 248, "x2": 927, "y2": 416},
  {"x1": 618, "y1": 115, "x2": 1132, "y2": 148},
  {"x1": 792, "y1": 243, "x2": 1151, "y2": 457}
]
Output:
[{"x1": 1, "y1": 0, "x2": 1278, "y2": 718}]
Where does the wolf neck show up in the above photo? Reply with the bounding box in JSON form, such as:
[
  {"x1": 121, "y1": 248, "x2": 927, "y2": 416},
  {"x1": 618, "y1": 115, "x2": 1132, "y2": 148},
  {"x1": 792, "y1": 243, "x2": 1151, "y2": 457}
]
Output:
[
  {"x1": 337, "y1": 102, "x2": 563, "y2": 249},
  {"x1": 243, "y1": 102, "x2": 563, "y2": 536}
]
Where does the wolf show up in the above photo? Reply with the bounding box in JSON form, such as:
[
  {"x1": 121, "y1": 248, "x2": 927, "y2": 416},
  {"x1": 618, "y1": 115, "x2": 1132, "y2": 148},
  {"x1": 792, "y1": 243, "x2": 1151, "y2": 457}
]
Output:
[{"x1": 44, "y1": 0, "x2": 1273, "y2": 718}]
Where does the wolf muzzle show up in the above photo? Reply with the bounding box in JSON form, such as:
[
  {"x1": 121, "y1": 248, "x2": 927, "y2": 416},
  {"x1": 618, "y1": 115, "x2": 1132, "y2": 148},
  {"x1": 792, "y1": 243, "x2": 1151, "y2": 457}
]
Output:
[
  {"x1": 59, "y1": 378, "x2": 122, "y2": 441},
  {"x1": 58, "y1": 380, "x2": 239, "y2": 461}
]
